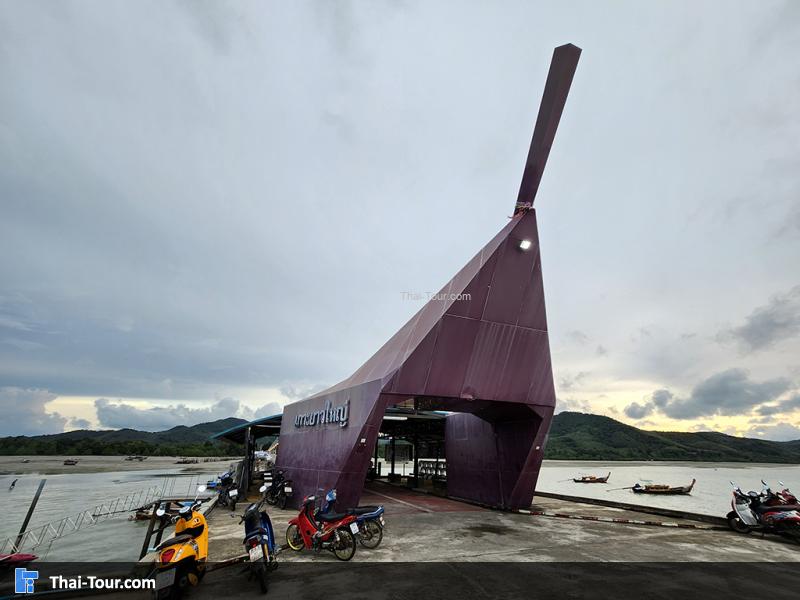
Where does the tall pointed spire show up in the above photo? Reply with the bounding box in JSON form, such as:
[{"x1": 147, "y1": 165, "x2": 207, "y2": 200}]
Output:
[{"x1": 515, "y1": 43, "x2": 581, "y2": 213}]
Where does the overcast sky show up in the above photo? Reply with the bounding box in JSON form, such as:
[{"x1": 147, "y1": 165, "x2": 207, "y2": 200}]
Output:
[{"x1": 1, "y1": 1, "x2": 798, "y2": 440}]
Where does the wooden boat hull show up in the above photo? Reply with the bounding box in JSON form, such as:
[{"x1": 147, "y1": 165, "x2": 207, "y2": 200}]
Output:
[
  {"x1": 632, "y1": 478, "x2": 695, "y2": 495},
  {"x1": 573, "y1": 472, "x2": 611, "y2": 483}
]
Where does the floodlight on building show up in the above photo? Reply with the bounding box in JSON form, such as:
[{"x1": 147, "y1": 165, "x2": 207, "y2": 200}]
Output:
[
  {"x1": 382, "y1": 416, "x2": 408, "y2": 421},
  {"x1": 519, "y1": 239, "x2": 532, "y2": 250}
]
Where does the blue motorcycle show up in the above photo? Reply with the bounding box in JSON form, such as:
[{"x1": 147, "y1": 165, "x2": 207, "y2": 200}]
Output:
[
  {"x1": 240, "y1": 486, "x2": 278, "y2": 594},
  {"x1": 317, "y1": 489, "x2": 385, "y2": 549}
]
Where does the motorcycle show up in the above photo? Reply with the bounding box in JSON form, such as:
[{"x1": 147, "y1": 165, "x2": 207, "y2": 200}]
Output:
[
  {"x1": 317, "y1": 488, "x2": 385, "y2": 549},
  {"x1": 285, "y1": 494, "x2": 358, "y2": 561},
  {"x1": 263, "y1": 470, "x2": 293, "y2": 509},
  {"x1": 761, "y1": 479, "x2": 798, "y2": 505},
  {"x1": 215, "y1": 471, "x2": 239, "y2": 511},
  {"x1": 727, "y1": 481, "x2": 800, "y2": 542},
  {"x1": 153, "y1": 485, "x2": 209, "y2": 600},
  {"x1": 239, "y1": 484, "x2": 279, "y2": 594}
]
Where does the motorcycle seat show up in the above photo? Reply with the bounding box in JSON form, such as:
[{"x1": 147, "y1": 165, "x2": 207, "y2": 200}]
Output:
[
  {"x1": 756, "y1": 504, "x2": 800, "y2": 514},
  {"x1": 317, "y1": 512, "x2": 348, "y2": 523},
  {"x1": 347, "y1": 506, "x2": 380, "y2": 515},
  {"x1": 155, "y1": 534, "x2": 194, "y2": 551}
]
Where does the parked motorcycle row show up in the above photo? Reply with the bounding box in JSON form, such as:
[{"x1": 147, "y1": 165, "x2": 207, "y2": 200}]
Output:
[
  {"x1": 151, "y1": 472, "x2": 385, "y2": 598},
  {"x1": 727, "y1": 479, "x2": 800, "y2": 543}
]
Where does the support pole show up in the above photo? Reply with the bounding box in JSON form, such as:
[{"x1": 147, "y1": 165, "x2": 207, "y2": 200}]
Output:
[
  {"x1": 139, "y1": 501, "x2": 159, "y2": 560},
  {"x1": 390, "y1": 437, "x2": 396, "y2": 476},
  {"x1": 413, "y1": 433, "x2": 419, "y2": 483},
  {"x1": 13, "y1": 479, "x2": 46, "y2": 552}
]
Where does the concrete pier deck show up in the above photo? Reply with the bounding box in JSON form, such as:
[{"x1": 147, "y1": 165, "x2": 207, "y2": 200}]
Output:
[{"x1": 205, "y1": 481, "x2": 799, "y2": 563}]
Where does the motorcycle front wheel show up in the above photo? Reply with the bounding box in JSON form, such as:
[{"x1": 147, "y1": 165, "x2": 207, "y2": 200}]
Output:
[
  {"x1": 358, "y1": 520, "x2": 383, "y2": 549},
  {"x1": 727, "y1": 511, "x2": 751, "y2": 534},
  {"x1": 286, "y1": 524, "x2": 304, "y2": 551},
  {"x1": 278, "y1": 492, "x2": 288, "y2": 510},
  {"x1": 332, "y1": 528, "x2": 356, "y2": 561}
]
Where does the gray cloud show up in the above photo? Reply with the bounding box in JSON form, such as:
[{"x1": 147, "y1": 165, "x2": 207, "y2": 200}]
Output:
[
  {"x1": 95, "y1": 397, "x2": 243, "y2": 431},
  {"x1": 1, "y1": 2, "x2": 799, "y2": 434},
  {"x1": 634, "y1": 369, "x2": 793, "y2": 420},
  {"x1": 624, "y1": 401, "x2": 653, "y2": 420},
  {"x1": 595, "y1": 345, "x2": 608, "y2": 356},
  {"x1": 555, "y1": 397, "x2": 593, "y2": 414},
  {"x1": 746, "y1": 422, "x2": 800, "y2": 442},
  {"x1": 0, "y1": 387, "x2": 67, "y2": 436},
  {"x1": 254, "y1": 401, "x2": 282, "y2": 419},
  {"x1": 279, "y1": 384, "x2": 329, "y2": 401},
  {"x1": 558, "y1": 371, "x2": 590, "y2": 392},
  {"x1": 68, "y1": 417, "x2": 92, "y2": 430},
  {"x1": 756, "y1": 393, "x2": 800, "y2": 416},
  {"x1": 721, "y1": 286, "x2": 800, "y2": 353}
]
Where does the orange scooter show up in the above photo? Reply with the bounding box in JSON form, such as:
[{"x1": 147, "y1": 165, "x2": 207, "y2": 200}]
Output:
[{"x1": 153, "y1": 485, "x2": 209, "y2": 599}]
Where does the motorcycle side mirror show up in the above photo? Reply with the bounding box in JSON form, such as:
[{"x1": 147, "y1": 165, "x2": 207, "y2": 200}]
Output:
[
  {"x1": 779, "y1": 481, "x2": 785, "y2": 487},
  {"x1": 259, "y1": 484, "x2": 267, "y2": 493},
  {"x1": 197, "y1": 485, "x2": 207, "y2": 493},
  {"x1": 156, "y1": 508, "x2": 166, "y2": 517}
]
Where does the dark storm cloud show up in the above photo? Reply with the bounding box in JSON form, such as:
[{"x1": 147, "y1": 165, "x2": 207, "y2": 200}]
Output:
[
  {"x1": 720, "y1": 286, "x2": 800, "y2": 353},
  {"x1": 634, "y1": 369, "x2": 793, "y2": 420},
  {"x1": 0, "y1": 387, "x2": 67, "y2": 436}
]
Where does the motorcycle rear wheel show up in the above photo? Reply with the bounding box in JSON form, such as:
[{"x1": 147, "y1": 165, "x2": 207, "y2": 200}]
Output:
[
  {"x1": 358, "y1": 520, "x2": 383, "y2": 549},
  {"x1": 332, "y1": 528, "x2": 356, "y2": 561},
  {"x1": 286, "y1": 524, "x2": 304, "y2": 551},
  {"x1": 727, "y1": 511, "x2": 751, "y2": 534}
]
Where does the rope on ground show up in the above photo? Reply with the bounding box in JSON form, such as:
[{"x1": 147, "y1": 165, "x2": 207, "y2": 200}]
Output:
[{"x1": 516, "y1": 508, "x2": 719, "y2": 530}]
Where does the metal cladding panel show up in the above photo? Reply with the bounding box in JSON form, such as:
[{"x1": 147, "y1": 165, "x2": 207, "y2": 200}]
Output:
[
  {"x1": 388, "y1": 325, "x2": 438, "y2": 394},
  {"x1": 423, "y1": 315, "x2": 480, "y2": 398},
  {"x1": 276, "y1": 379, "x2": 383, "y2": 507},
  {"x1": 446, "y1": 247, "x2": 500, "y2": 320},
  {"x1": 445, "y1": 406, "x2": 550, "y2": 509},
  {"x1": 302, "y1": 215, "x2": 519, "y2": 402},
  {"x1": 482, "y1": 213, "x2": 541, "y2": 325},
  {"x1": 445, "y1": 413, "x2": 502, "y2": 505},
  {"x1": 516, "y1": 254, "x2": 547, "y2": 330}
]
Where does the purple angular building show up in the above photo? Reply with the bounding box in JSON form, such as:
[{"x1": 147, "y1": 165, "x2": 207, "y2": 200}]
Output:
[{"x1": 277, "y1": 44, "x2": 581, "y2": 510}]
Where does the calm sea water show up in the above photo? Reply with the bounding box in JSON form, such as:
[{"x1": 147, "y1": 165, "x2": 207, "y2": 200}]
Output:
[
  {"x1": 2, "y1": 461, "x2": 798, "y2": 561},
  {"x1": 537, "y1": 460, "x2": 800, "y2": 517},
  {"x1": 0, "y1": 468, "x2": 220, "y2": 561}
]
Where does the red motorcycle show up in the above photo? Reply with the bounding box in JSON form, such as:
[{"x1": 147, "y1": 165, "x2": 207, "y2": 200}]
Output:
[
  {"x1": 765, "y1": 480, "x2": 798, "y2": 505},
  {"x1": 285, "y1": 495, "x2": 359, "y2": 561},
  {"x1": 728, "y1": 482, "x2": 800, "y2": 542}
]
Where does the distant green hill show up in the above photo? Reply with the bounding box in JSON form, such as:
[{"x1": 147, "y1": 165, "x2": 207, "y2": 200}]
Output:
[
  {"x1": 545, "y1": 412, "x2": 800, "y2": 463},
  {"x1": 3, "y1": 412, "x2": 797, "y2": 463},
  {"x1": 0, "y1": 417, "x2": 248, "y2": 456}
]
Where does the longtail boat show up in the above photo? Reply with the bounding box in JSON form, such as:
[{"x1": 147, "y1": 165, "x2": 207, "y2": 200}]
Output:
[
  {"x1": 632, "y1": 478, "x2": 695, "y2": 495},
  {"x1": 573, "y1": 472, "x2": 611, "y2": 483}
]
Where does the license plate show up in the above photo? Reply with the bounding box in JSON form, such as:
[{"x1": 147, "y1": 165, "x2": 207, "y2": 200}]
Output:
[
  {"x1": 155, "y1": 569, "x2": 175, "y2": 590},
  {"x1": 249, "y1": 545, "x2": 264, "y2": 561},
  {"x1": 349, "y1": 522, "x2": 360, "y2": 535},
  {"x1": 284, "y1": 486, "x2": 292, "y2": 493}
]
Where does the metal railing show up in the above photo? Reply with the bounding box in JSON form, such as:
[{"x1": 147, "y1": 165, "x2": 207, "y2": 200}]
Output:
[{"x1": 0, "y1": 474, "x2": 210, "y2": 554}]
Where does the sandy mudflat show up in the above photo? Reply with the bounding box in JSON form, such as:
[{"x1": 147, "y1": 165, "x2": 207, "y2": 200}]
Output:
[{"x1": 0, "y1": 455, "x2": 240, "y2": 475}]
